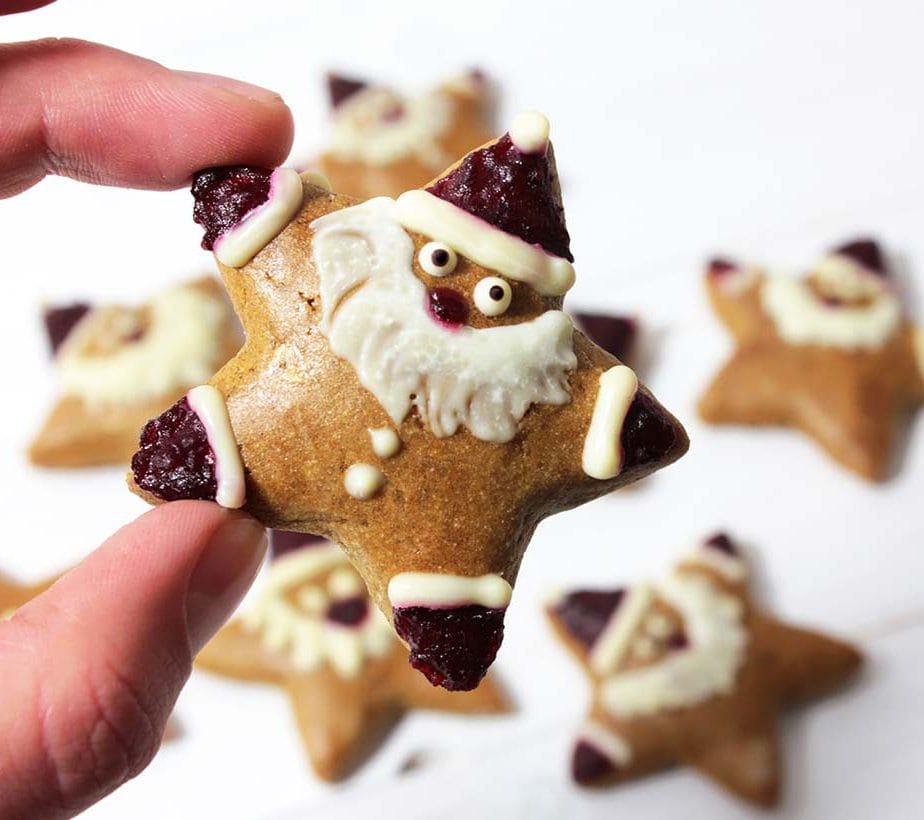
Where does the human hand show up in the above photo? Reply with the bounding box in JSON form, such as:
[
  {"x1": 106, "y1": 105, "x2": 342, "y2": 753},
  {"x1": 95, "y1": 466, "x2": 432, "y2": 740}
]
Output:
[{"x1": 0, "y1": 1, "x2": 288, "y2": 815}]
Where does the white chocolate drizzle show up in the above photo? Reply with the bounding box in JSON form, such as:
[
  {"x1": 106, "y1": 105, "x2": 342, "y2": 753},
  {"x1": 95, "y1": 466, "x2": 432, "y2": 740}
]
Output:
[
  {"x1": 388, "y1": 572, "x2": 512, "y2": 610},
  {"x1": 344, "y1": 463, "x2": 385, "y2": 499},
  {"x1": 582, "y1": 365, "x2": 639, "y2": 480},
  {"x1": 508, "y1": 111, "x2": 550, "y2": 155},
  {"x1": 186, "y1": 385, "x2": 245, "y2": 508},
  {"x1": 590, "y1": 583, "x2": 653, "y2": 676},
  {"x1": 242, "y1": 544, "x2": 393, "y2": 677},
  {"x1": 579, "y1": 721, "x2": 633, "y2": 767},
  {"x1": 369, "y1": 428, "x2": 401, "y2": 459},
  {"x1": 57, "y1": 284, "x2": 227, "y2": 406},
  {"x1": 213, "y1": 167, "x2": 304, "y2": 268}
]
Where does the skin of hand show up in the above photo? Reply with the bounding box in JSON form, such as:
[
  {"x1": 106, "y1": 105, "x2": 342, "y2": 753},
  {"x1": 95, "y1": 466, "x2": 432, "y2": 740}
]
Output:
[{"x1": 0, "y1": 2, "x2": 292, "y2": 816}]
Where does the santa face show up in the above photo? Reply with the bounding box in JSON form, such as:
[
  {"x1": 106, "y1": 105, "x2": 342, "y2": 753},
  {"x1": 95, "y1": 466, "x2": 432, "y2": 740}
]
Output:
[{"x1": 310, "y1": 197, "x2": 578, "y2": 442}]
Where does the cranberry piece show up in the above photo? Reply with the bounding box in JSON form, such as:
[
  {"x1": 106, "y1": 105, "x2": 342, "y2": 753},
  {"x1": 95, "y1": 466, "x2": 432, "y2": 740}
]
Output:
[
  {"x1": 834, "y1": 238, "x2": 885, "y2": 275},
  {"x1": 704, "y1": 532, "x2": 738, "y2": 556},
  {"x1": 572, "y1": 741, "x2": 618, "y2": 784},
  {"x1": 621, "y1": 391, "x2": 682, "y2": 472},
  {"x1": 326, "y1": 596, "x2": 368, "y2": 627},
  {"x1": 43, "y1": 303, "x2": 90, "y2": 355},
  {"x1": 427, "y1": 134, "x2": 572, "y2": 261},
  {"x1": 269, "y1": 530, "x2": 327, "y2": 559},
  {"x1": 392, "y1": 604, "x2": 505, "y2": 691},
  {"x1": 554, "y1": 590, "x2": 625, "y2": 649},
  {"x1": 574, "y1": 312, "x2": 637, "y2": 361},
  {"x1": 327, "y1": 73, "x2": 368, "y2": 108},
  {"x1": 707, "y1": 258, "x2": 738, "y2": 277},
  {"x1": 427, "y1": 287, "x2": 469, "y2": 328},
  {"x1": 131, "y1": 397, "x2": 217, "y2": 502},
  {"x1": 192, "y1": 166, "x2": 273, "y2": 251}
]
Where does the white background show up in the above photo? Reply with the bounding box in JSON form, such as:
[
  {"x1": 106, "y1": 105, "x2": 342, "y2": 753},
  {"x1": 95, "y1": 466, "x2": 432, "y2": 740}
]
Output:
[{"x1": 2, "y1": 1, "x2": 923, "y2": 818}]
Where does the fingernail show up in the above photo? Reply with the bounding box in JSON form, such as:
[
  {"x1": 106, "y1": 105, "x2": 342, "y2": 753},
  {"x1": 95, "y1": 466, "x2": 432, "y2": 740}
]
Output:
[
  {"x1": 186, "y1": 513, "x2": 267, "y2": 653},
  {"x1": 179, "y1": 70, "x2": 284, "y2": 104}
]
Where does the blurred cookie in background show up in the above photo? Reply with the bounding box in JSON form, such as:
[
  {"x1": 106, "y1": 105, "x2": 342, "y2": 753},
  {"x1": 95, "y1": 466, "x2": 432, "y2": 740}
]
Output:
[
  {"x1": 29, "y1": 278, "x2": 241, "y2": 468},
  {"x1": 197, "y1": 531, "x2": 511, "y2": 782},
  {"x1": 546, "y1": 532, "x2": 862, "y2": 807},
  {"x1": 699, "y1": 239, "x2": 924, "y2": 480},
  {"x1": 314, "y1": 69, "x2": 496, "y2": 199},
  {"x1": 573, "y1": 312, "x2": 638, "y2": 365}
]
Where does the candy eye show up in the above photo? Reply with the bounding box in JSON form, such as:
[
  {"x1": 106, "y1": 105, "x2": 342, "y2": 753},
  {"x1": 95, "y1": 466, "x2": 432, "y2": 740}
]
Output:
[
  {"x1": 418, "y1": 242, "x2": 458, "y2": 276},
  {"x1": 473, "y1": 277, "x2": 512, "y2": 316}
]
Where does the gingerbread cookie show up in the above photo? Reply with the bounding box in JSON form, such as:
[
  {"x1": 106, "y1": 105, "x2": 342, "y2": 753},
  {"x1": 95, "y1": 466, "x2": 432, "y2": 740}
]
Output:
[
  {"x1": 197, "y1": 532, "x2": 510, "y2": 781},
  {"x1": 573, "y1": 312, "x2": 638, "y2": 365},
  {"x1": 129, "y1": 113, "x2": 689, "y2": 691},
  {"x1": 546, "y1": 533, "x2": 862, "y2": 806},
  {"x1": 314, "y1": 70, "x2": 495, "y2": 199},
  {"x1": 699, "y1": 239, "x2": 924, "y2": 480},
  {"x1": 30, "y1": 278, "x2": 241, "y2": 468}
]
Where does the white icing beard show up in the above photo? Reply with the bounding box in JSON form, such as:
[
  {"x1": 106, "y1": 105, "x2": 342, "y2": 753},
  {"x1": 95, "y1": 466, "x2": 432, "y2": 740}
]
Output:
[
  {"x1": 599, "y1": 572, "x2": 748, "y2": 719},
  {"x1": 57, "y1": 285, "x2": 228, "y2": 405},
  {"x1": 310, "y1": 198, "x2": 577, "y2": 443},
  {"x1": 329, "y1": 87, "x2": 452, "y2": 168}
]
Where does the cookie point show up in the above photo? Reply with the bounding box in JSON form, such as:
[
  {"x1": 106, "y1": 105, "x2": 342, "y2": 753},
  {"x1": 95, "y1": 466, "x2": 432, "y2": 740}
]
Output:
[
  {"x1": 832, "y1": 238, "x2": 886, "y2": 275},
  {"x1": 509, "y1": 111, "x2": 550, "y2": 154},
  {"x1": 620, "y1": 391, "x2": 686, "y2": 472},
  {"x1": 703, "y1": 532, "x2": 738, "y2": 556},
  {"x1": 553, "y1": 589, "x2": 626, "y2": 649},
  {"x1": 326, "y1": 72, "x2": 368, "y2": 109},
  {"x1": 572, "y1": 740, "x2": 617, "y2": 784}
]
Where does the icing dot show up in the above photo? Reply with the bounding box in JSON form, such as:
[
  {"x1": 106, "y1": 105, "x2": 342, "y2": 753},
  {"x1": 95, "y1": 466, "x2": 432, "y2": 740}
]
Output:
[
  {"x1": 327, "y1": 567, "x2": 364, "y2": 599},
  {"x1": 369, "y1": 427, "x2": 401, "y2": 458},
  {"x1": 508, "y1": 111, "x2": 550, "y2": 155},
  {"x1": 298, "y1": 586, "x2": 327, "y2": 615},
  {"x1": 418, "y1": 241, "x2": 458, "y2": 276},
  {"x1": 473, "y1": 276, "x2": 512, "y2": 317},
  {"x1": 344, "y1": 463, "x2": 385, "y2": 499}
]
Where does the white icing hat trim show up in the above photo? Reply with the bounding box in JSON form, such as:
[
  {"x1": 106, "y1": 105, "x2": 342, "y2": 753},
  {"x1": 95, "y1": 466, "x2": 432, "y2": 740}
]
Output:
[
  {"x1": 582, "y1": 365, "x2": 639, "y2": 479},
  {"x1": 579, "y1": 721, "x2": 633, "y2": 767},
  {"x1": 344, "y1": 463, "x2": 385, "y2": 499},
  {"x1": 213, "y1": 167, "x2": 304, "y2": 268},
  {"x1": 590, "y1": 583, "x2": 653, "y2": 676},
  {"x1": 394, "y1": 189, "x2": 575, "y2": 296},
  {"x1": 186, "y1": 385, "x2": 245, "y2": 508},
  {"x1": 508, "y1": 111, "x2": 550, "y2": 155},
  {"x1": 388, "y1": 572, "x2": 512, "y2": 609}
]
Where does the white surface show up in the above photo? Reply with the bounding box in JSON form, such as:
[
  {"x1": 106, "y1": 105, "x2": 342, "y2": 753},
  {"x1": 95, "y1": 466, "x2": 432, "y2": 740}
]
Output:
[{"x1": 2, "y1": 1, "x2": 923, "y2": 818}]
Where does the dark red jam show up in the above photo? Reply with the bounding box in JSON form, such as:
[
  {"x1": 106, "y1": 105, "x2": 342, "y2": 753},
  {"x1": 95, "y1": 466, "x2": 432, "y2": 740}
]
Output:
[
  {"x1": 621, "y1": 391, "x2": 682, "y2": 472},
  {"x1": 574, "y1": 312, "x2": 637, "y2": 361},
  {"x1": 43, "y1": 303, "x2": 90, "y2": 355},
  {"x1": 426, "y1": 134, "x2": 572, "y2": 261},
  {"x1": 553, "y1": 590, "x2": 625, "y2": 649},
  {"x1": 131, "y1": 397, "x2": 217, "y2": 502},
  {"x1": 834, "y1": 238, "x2": 885, "y2": 275},
  {"x1": 327, "y1": 73, "x2": 368, "y2": 109},
  {"x1": 392, "y1": 604, "x2": 505, "y2": 691},
  {"x1": 704, "y1": 532, "x2": 738, "y2": 556},
  {"x1": 572, "y1": 740, "x2": 617, "y2": 784},
  {"x1": 326, "y1": 596, "x2": 369, "y2": 627},
  {"x1": 192, "y1": 166, "x2": 273, "y2": 251},
  {"x1": 269, "y1": 530, "x2": 327, "y2": 560},
  {"x1": 665, "y1": 631, "x2": 690, "y2": 651},
  {"x1": 707, "y1": 258, "x2": 738, "y2": 277},
  {"x1": 427, "y1": 287, "x2": 469, "y2": 328}
]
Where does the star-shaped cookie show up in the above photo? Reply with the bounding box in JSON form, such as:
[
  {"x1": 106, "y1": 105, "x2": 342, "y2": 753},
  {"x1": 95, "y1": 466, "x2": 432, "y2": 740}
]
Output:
[
  {"x1": 699, "y1": 239, "x2": 924, "y2": 480},
  {"x1": 314, "y1": 70, "x2": 495, "y2": 199},
  {"x1": 546, "y1": 533, "x2": 862, "y2": 807},
  {"x1": 197, "y1": 532, "x2": 510, "y2": 781},
  {"x1": 30, "y1": 277, "x2": 241, "y2": 467},
  {"x1": 129, "y1": 112, "x2": 688, "y2": 691}
]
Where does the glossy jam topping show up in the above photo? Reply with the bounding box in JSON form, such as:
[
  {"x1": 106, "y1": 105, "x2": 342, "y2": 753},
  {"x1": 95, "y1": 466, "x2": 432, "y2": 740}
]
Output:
[
  {"x1": 703, "y1": 532, "x2": 738, "y2": 556},
  {"x1": 834, "y1": 238, "x2": 885, "y2": 275},
  {"x1": 44, "y1": 303, "x2": 90, "y2": 355},
  {"x1": 574, "y1": 312, "x2": 637, "y2": 361},
  {"x1": 426, "y1": 134, "x2": 572, "y2": 261},
  {"x1": 269, "y1": 530, "x2": 327, "y2": 560},
  {"x1": 392, "y1": 604, "x2": 504, "y2": 691},
  {"x1": 327, "y1": 73, "x2": 368, "y2": 108},
  {"x1": 192, "y1": 166, "x2": 273, "y2": 250},
  {"x1": 554, "y1": 590, "x2": 625, "y2": 649},
  {"x1": 427, "y1": 287, "x2": 469, "y2": 328},
  {"x1": 620, "y1": 391, "x2": 681, "y2": 471},
  {"x1": 326, "y1": 596, "x2": 369, "y2": 627},
  {"x1": 572, "y1": 741, "x2": 617, "y2": 784},
  {"x1": 131, "y1": 397, "x2": 217, "y2": 502}
]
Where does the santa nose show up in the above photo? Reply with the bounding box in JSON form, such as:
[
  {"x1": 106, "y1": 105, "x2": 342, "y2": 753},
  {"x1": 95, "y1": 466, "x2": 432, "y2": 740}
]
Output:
[
  {"x1": 427, "y1": 287, "x2": 469, "y2": 328},
  {"x1": 392, "y1": 603, "x2": 505, "y2": 691}
]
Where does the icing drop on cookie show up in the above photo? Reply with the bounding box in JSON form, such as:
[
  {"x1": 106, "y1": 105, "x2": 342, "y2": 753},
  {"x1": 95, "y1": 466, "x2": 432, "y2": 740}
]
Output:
[
  {"x1": 344, "y1": 463, "x2": 385, "y2": 499},
  {"x1": 368, "y1": 427, "x2": 401, "y2": 459},
  {"x1": 185, "y1": 385, "x2": 246, "y2": 508},
  {"x1": 582, "y1": 365, "x2": 639, "y2": 479},
  {"x1": 508, "y1": 111, "x2": 550, "y2": 155},
  {"x1": 387, "y1": 572, "x2": 512, "y2": 609}
]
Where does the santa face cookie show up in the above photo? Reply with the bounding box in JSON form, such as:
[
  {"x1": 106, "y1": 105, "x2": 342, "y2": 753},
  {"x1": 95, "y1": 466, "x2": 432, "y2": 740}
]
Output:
[
  {"x1": 315, "y1": 70, "x2": 495, "y2": 199},
  {"x1": 699, "y1": 239, "x2": 924, "y2": 480},
  {"x1": 197, "y1": 532, "x2": 509, "y2": 781},
  {"x1": 30, "y1": 278, "x2": 242, "y2": 468},
  {"x1": 129, "y1": 113, "x2": 689, "y2": 691},
  {"x1": 546, "y1": 533, "x2": 862, "y2": 807}
]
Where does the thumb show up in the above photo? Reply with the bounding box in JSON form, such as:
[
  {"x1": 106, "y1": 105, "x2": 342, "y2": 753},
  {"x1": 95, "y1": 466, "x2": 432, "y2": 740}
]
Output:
[{"x1": 0, "y1": 501, "x2": 267, "y2": 819}]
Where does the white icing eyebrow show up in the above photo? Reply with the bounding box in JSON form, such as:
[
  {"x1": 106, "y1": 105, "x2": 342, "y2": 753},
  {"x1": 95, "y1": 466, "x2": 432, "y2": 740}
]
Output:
[
  {"x1": 387, "y1": 572, "x2": 512, "y2": 609},
  {"x1": 185, "y1": 384, "x2": 245, "y2": 508}
]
